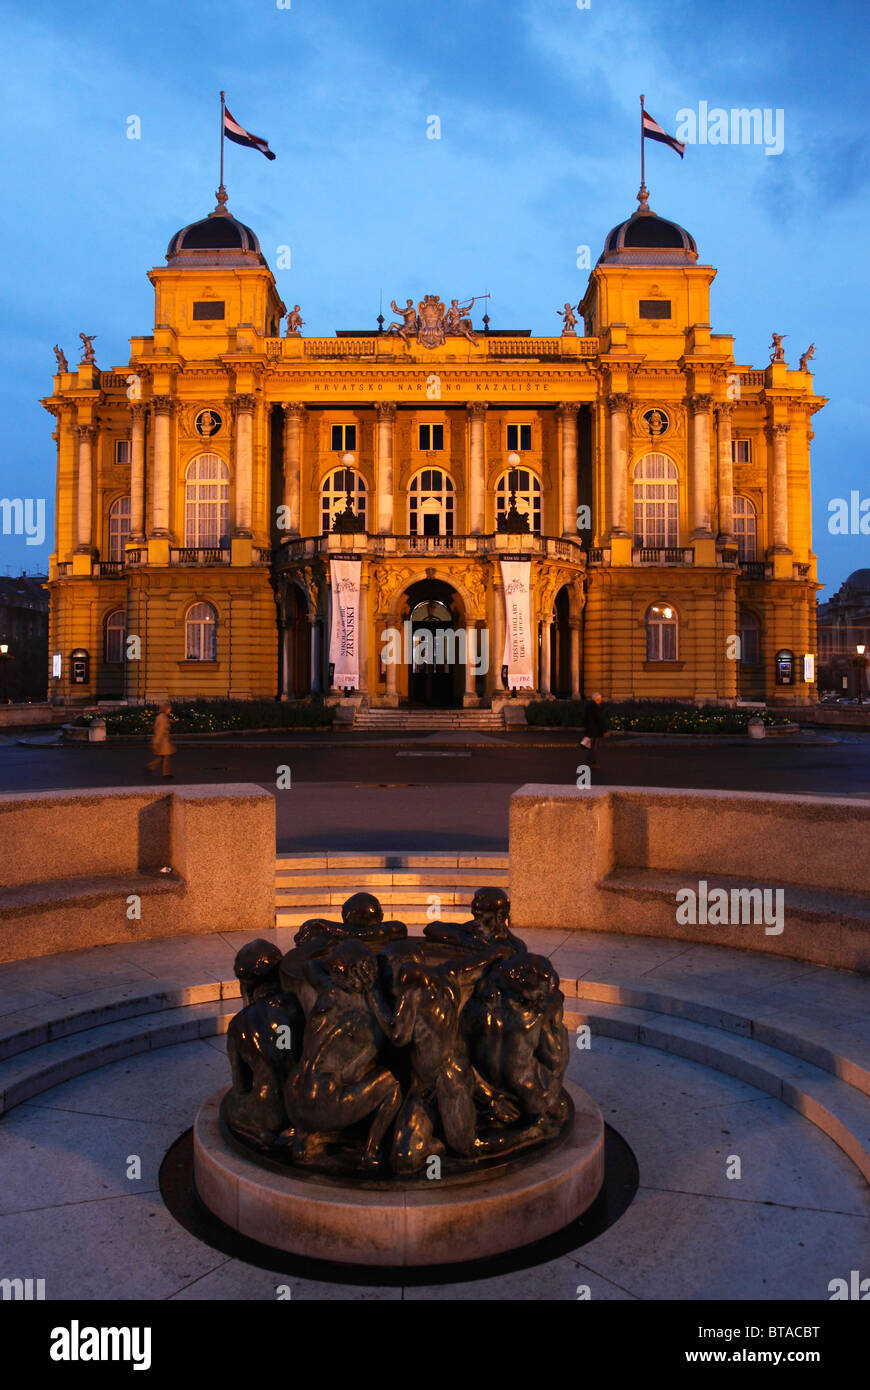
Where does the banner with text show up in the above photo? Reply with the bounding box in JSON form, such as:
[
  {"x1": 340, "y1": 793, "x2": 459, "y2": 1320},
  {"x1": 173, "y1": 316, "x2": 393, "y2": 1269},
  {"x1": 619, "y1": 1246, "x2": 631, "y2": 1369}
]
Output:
[
  {"x1": 500, "y1": 559, "x2": 534, "y2": 689},
  {"x1": 329, "y1": 558, "x2": 361, "y2": 689}
]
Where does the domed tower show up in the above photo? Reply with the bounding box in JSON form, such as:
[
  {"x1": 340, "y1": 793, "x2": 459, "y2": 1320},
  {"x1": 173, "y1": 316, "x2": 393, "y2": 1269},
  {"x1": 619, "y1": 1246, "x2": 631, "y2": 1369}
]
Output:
[{"x1": 147, "y1": 198, "x2": 285, "y2": 353}]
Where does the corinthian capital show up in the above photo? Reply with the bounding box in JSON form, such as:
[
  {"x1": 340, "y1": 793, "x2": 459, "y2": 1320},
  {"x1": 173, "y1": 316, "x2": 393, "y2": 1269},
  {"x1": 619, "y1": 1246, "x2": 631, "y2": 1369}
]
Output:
[
  {"x1": 765, "y1": 422, "x2": 791, "y2": 441},
  {"x1": 129, "y1": 402, "x2": 148, "y2": 423},
  {"x1": 76, "y1": 423, "x2": 97, "y2": 441},
  {"x1": 282, "y1": 401, "x2": 306, "y2": 420},
  {"x1": 235, "y1": 393, "x2": 257, "y2": 414},
  {"x1": 151, "y1": 394, "x2": 175, "y2": 416},
  {"x1": 716, "y1": 401, "x2": 736, "y2": 421},
  {"x1": 466, "y1": 401, "x2": 488, "y2": 421},
  {"x1": 690, "y1": 393, "x2": 713, "y2": 414},
  {"x1": 558, "y1": 401, "x2": 580, "y2": 421},
  {"x1": 605, "y1": 392, "x2": 630, "y2": 414},
  {"x1": 375, "y1": 401, "x2": 397, "y2": 422}
]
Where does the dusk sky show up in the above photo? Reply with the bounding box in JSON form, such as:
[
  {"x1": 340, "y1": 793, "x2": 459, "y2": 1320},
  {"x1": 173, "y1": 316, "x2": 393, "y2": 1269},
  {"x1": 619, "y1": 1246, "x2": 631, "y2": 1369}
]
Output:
[{"x1": 1, "y1": 0, "x2": 867, "y2": 595}]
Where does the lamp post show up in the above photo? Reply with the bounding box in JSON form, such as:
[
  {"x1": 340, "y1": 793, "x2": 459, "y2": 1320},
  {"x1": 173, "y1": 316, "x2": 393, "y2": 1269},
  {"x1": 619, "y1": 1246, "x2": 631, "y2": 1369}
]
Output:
[
  {"x1": 331, "y1": 452, "x2": 366, "y2": 535},
  {"x1": 0, "y1": 641, "x2": 10, "y2": 705},
  {"x1": 498, "y1": 451, "x2": 529, "y2": 535},
  {"x1": 855, "y1": 644, "x2": 868, "y2": 704}
]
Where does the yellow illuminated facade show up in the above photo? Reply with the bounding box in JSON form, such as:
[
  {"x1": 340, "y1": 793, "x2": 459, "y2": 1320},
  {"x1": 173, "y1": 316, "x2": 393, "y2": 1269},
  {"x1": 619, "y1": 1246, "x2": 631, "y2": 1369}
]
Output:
[{"x1": 44, "y1": 195, "x2": 825, "y2": 709}]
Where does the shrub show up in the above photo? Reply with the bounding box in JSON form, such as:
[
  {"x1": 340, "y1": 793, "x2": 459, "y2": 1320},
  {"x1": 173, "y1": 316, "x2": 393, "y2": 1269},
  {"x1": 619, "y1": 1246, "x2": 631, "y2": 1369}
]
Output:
[
  {"x1": 525, "y1": 700, "x2": 789, "y2": 734},
  {"x1": 88, "y1": 700, "x2": 336, "y2": 736}
]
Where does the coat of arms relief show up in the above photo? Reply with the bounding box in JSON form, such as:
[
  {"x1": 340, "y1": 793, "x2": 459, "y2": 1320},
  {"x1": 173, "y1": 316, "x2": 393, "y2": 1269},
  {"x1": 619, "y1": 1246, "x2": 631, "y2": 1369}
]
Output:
[{"x1": 385, "y1": 294, "x2": 485, "y2": 348}]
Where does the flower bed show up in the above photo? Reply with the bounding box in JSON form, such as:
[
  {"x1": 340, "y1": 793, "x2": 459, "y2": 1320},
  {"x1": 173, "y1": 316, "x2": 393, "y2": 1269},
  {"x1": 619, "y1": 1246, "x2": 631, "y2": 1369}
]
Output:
[
  {"x1": 72, "y1": 700, "x2": 336, "y2": 736},
  {"x1": 525, "y1": 700, "x2": 790, "y2": 734}
]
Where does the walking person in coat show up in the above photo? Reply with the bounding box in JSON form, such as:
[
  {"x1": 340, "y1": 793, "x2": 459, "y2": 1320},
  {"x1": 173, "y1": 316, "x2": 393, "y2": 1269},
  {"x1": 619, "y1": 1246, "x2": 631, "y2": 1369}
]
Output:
[
  {"x1": 580, "y1": 692, "x2": 609, "y2": 768},
  {"x1": 145, "y1": 702, "x2": 176, "y2": 778}
]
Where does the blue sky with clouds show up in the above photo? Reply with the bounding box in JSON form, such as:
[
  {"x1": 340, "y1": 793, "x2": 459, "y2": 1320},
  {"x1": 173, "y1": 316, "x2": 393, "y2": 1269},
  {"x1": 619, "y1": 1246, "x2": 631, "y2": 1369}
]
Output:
[{"x1": 1, "y1": 0, "x2": 867, "y2": 594}]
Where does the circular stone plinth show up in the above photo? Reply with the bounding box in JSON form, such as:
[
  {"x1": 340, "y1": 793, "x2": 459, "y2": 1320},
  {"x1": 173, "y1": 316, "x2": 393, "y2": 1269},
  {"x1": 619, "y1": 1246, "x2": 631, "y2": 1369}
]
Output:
[{"x1": 193, "y1": 1082, "x2": 605, "y2": 1267}]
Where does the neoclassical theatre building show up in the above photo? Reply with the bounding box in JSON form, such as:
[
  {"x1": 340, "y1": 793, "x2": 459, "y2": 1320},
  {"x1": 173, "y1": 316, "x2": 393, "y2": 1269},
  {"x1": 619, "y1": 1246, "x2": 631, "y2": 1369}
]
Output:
[{"x1": 44, "y1": 192, "x2": 825, "y2": 709}]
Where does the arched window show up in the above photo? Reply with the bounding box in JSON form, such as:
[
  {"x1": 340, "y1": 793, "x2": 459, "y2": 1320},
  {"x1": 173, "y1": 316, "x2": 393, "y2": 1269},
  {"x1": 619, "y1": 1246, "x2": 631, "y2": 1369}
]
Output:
[
  {"x1": 633, "y1": 454, "x2": 679, "y2": 548},
  {"x1": 738, "y1": 608, "x2": 761, "y2": 665},
  {"x1": 496, "y1": 469, "x2": 542, "y2": 534},
  {"x1": 104, "y1": 609, "x2": 126, "y2": 664},
  {"x1": 184, "y1": 455, "x2": 230, "y2": 548},
  {"x1": 409, "y1": 468, "x2": 455, "y2": 537},
  {"x1": 321, "y1": 468, "x2": 367, "y2": 534},
  {"x1": 646, "y1": 603, "x2": 678, "y2": 661},
  {"x1": 733, "y1": 495, "x2": 757, "y2": 561},
  {"x1": 108, "y1": 496, "x2": 131, "y2": 562},
  {"x1": 185, "y1": 601, "x2": 217, "y2": 661}
]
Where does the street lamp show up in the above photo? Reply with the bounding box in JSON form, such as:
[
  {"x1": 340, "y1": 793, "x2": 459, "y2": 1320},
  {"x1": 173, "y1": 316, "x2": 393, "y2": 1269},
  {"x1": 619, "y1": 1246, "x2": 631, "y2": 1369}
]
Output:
[
  {"x1": 331, "y1": 452, "x2": 365, "y2": 534},
  {"x1": 498, "y1": 451, "x2": 529, "y2": 535},
  {"x1": 855, "y1": 644, "x2": 868, "y2": 705},
  {"x1": 0, "y1": 641, "x2": 9, "y2": 705}
]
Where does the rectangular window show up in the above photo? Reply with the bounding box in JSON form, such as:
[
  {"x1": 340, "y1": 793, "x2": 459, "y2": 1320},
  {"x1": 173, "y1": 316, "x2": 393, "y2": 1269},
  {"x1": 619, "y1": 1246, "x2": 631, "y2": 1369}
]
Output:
[
  {"x1": 331, "y1": 424, "x2": 357, "y2": 451},
  {"x1": 732, "y1": 440, "x2": 752, "y2": 463},
  {"x1": 192, "y1": 301, "x2": 225, "y2": 320},
  {"x1": 506, "y1": 424, "x2": 532, "y2": 451},
  {"x1": 419, "y1": 424, "x2": 444, "y2": 450},
  {"x1": 639, "y1": 300, "x2": 672, "y2": 319},
  {"x1": 114, "y1": 440, "x2": 131, "y2": 465}
]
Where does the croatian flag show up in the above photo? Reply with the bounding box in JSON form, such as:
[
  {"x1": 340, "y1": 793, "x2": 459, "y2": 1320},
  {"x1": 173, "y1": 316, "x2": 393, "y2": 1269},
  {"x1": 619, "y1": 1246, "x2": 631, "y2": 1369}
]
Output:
[
  {"x1": 642, "y1": 107, "x2": 686, "y2": 158},
  {"x1": 224, "y1": 105, "x2": 276, "y2": 160}
]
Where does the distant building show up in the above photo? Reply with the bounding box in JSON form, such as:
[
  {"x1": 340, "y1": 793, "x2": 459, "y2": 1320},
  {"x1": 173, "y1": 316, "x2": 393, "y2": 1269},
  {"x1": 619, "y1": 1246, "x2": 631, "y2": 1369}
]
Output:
[
  {"x1": 43, "y1": 190, "x2": 825, "y2": 709},
  {"x1": 0, "y1": 575, "x2": 49, "y2": 702},
  {"x1": 818, "y1": 570, "x2": 870, "y2": 697}
]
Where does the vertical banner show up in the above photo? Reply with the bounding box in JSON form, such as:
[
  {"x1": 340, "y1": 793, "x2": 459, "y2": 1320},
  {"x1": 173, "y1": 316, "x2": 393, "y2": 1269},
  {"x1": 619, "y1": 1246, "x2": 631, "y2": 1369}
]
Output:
[
  {"x1": 328, "y1": 558, "x2": 361, "y2": 689},
  {"x1": 500, "y1": 559, "x2": 534, "y2": 688}
]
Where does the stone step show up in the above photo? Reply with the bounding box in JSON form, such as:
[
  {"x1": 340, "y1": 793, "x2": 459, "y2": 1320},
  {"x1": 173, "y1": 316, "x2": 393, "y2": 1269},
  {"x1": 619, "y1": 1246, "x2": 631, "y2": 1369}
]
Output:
[
  {"x1": 276, "y1": 887, "x2": 481, "y2": 908},
  {"x1": 276, "y1": 905, "x2": 475, "y2": 926},
  {"x1": 275, "y1": 852, "x2": 509, "y2": 871},
  {"x1": 0, "y1": 999, "x2": 238, "y2": 1116},
  {"x1": 275, "y1": 869, "x2": 509, "y2": 890}
]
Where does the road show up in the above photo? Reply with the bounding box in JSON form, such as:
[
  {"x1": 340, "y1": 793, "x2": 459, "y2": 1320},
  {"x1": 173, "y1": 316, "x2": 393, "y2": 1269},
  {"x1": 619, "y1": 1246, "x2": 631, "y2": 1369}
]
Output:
[{"x1": 1, "y1": 730, "x2": 868, "y2": 852}]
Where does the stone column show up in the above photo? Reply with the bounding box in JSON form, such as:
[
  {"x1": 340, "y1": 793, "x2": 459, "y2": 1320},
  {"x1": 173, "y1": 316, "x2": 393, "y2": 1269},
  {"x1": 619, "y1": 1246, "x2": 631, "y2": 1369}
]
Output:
[
  {"x1": 767, "y1": 422, "x2": 791, "y2": 552},
  {"x1": 384, "y1": 626, "x2": 398, "y2": 703},
  {"x1": 234, "y1": 394, "x2": 257, "y2": 537},
  {"x1": 358, "y1": 579, "x2": 369, "y2": 695},
  {"x1": 467, "y1": 402, "x2": 488, "y2": 534},
  {"x1": 570, "y1": 623, "x2": 581, "y2": 699},
  {"x1": 690, "y1": 394, "x2": 714, "y2": 538},
  {"x1": 150, "y1": 396, "x2": 174, "y2": 537},
  {"x1": 492, "y1": 583, "x2": 505, "y2": 695},
  {"x1": 129, "y1": 403, "x2": 147, "y2": 542},
  {"x1": 606, "y1": 394, "x2": 630, "y2": 538},
  {"x1": 559, "y1": 402, "x2": 580, "y2": 537},
  {"x1": 376, "y1": 402, "x2": 397, "y2": 534},
  {"x1": 464, "y1": 625, "x2": 477, "y2": 701},
  {"x1": 75, "y1": 424, "x2": 96, "y2": 552},
  {"x1": 539, "y1": 617, "x2": 551, "y2": 695},
  {"x1": 716, "y1": 401, "x2": 735, "y2": 542},
  {"x1": 282, "y1": 403, "x2": 305, "y2": 538},
  {"x1": 310, "y1": 622, "x2": 322, "y2": 694}
]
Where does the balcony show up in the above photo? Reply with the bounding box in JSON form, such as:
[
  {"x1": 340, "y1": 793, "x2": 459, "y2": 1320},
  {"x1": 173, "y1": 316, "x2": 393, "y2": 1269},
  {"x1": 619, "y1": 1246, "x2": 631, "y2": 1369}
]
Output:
[
  {"x1": 95, "y1": 560, "x2": 124, "y2": 576},
  {"x1": 739, "y1": 560, "x2": 771, "y2": 580},
  {"x1": 632, "y1": 547, "x2": 694, "y2": 566},
  {"x1": 275, "y1": 533, "x2": 586, "y2": 563},
  {"x1": 169, "y1": 547, "x2": 230, "y2": 566}
]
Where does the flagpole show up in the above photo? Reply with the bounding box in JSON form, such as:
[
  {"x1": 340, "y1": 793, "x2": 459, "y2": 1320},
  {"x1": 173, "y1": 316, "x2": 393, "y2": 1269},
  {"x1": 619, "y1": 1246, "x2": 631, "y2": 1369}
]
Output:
[
  {"x1": 638, "y1": 93, "x2": 648, "y2": 208},
  {"x1": 217, "y1": 91, "x2": 228, "y2": 209}
]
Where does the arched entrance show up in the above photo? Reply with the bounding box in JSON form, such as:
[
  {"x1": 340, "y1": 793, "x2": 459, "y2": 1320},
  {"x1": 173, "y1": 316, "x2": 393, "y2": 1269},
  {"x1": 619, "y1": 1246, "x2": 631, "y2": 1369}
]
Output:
[
  {"x1": 552, "y1": 586, "x2": 572, "y2": 698},
  {"x1": 281, "y1": 583, "x2": 311, "y2": 699},
  {"x1": 401, "y1": 578, "x2": 465, "y2": 707}
]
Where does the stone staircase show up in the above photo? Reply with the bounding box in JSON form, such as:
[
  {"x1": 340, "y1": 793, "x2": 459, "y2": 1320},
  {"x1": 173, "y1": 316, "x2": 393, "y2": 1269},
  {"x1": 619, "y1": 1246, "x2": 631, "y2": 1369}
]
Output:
[
  {"x1": 274, "y1": 850, "x2": 510, "y2": 928},
  {"x1": 352, "y1": 707, "x2": 505, "y2": 732}
]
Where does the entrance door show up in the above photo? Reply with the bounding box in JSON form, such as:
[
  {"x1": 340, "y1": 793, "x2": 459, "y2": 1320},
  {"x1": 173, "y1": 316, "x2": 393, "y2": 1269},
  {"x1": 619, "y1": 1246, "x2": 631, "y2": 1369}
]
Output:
[
  {"x1": 402, "y1": 578, "x2": 464, "y2": 707},
  {"x1": 284, "y1": 583, "x2": 311, "y2": 698}
]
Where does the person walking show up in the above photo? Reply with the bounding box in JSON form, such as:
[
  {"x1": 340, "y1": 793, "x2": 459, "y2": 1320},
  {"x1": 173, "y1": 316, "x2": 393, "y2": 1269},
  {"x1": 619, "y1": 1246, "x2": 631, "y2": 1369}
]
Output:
[
  {"x1": 145, "y1": 702, "x2": 176, "y2": 778},
  {"x1": 580, "y1": 692, "x2": 609, "y2": 768}
]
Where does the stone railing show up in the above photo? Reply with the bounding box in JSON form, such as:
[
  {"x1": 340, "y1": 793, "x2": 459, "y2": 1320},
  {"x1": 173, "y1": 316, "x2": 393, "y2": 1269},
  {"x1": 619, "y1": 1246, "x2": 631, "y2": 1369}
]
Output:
[
  {"x1": 262, "y1": 335, "x2": 599, "y2": 361},
  {"x1": 275, "y1": 533, "x2": 586, "y2": 563},
  {"x1": 632, "y1": 546, "x2": 694, "y2": 566},
  {"x1": 739, "y1": 560, "x2": 771, "y2": 580},
  {"x1": 169, "y1": 547, "x2": 231, "y2": 567}
]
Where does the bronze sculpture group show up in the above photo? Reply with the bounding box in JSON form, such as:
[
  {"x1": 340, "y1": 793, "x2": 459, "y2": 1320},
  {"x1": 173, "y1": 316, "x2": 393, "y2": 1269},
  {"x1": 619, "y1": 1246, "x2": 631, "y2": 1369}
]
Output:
[{"x1": 224, "y1": 888, "x2": 570, "y2": 1178}]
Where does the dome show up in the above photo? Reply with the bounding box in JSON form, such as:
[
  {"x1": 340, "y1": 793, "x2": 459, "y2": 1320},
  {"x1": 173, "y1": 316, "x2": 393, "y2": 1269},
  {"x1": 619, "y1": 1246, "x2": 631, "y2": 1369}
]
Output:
[
  {"x1": 845, "y1": 569, "x2": 870, "y2": 592},
  {"x1": 166, "y1": 205, "x2": 265, "y2": 267},
  {"x1": 599, "y1": 204, "x2": 698, "y2": 266}
]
